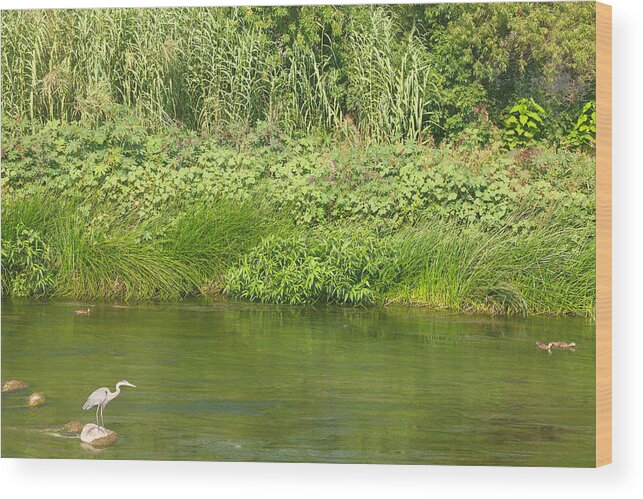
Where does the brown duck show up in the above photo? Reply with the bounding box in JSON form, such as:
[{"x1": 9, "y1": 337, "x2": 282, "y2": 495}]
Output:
[
  {"x1": 536, "y1": 342, "x2": 553, "y2": 351},
  {"x1": 551, "y1": 341, "x2": 577, "y2": 349},
  {"x1": 75, "y1": 308, "x2": 92, "y2": 315}
]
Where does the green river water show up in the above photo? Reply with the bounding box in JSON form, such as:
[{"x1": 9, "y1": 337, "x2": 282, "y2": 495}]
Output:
[{"x1": 1, "y1": 300, "x2": 595, "y2": 466}]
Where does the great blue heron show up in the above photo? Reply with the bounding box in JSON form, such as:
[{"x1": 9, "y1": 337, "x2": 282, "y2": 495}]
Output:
[{"x1": 83, "y1": 380, "x2": 136, "y2": 428}]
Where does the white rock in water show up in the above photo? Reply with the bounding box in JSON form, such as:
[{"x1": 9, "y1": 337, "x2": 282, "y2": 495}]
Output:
[
  {"x1": 27, "y1": 392, "x2": 46, "y2": 407},
  {"x1": 2, "y1": 379, "x2": 29, "y2": 392},
  {"x1": 80, "y1": 424, "x2": 118, "y2": 447}
]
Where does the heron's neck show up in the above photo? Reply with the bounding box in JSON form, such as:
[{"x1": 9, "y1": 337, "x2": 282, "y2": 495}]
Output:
[{"x1": 109, "y1": 383, "x2": 123, "y2": 399}]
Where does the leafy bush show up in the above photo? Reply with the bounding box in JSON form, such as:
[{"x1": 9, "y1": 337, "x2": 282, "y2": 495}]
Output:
[
  {"x1": 502, "y1": 98, "x2": 546, "y2": 150},
  {"x1": 225, "y1": 228, "x2": 398, "y2": 305},
  {"x1": 566, "y1": 100, "x2": 596, "y2": 150}
]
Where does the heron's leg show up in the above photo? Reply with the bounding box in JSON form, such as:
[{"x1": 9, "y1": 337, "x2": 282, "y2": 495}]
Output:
[
  {"x1": 96, "y1": 405, "x2": 100, "y2": 427},
  {"x1": 100, "y1": 405, "x2": 105, "y2": 428}
]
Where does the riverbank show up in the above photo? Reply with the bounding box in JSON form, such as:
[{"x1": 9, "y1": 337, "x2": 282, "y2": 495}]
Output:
[
  {"x1": 0, "y1": 4, "x2": 597, "y2": 316},
  {"x1": 1, "y1": 119, "x2": 595, "y2": 316}
]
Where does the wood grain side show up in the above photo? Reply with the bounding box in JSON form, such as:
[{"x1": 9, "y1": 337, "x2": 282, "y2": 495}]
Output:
[{"x1": 595, "y1": 1, "x2": 612, "y2": 468}]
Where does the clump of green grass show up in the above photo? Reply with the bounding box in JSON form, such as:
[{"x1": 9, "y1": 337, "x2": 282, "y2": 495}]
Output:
[
  {"x1": 388, "y1": 217, "x2": 595, "y2": 316},
  {"x1": 164, "y1": 197, "x2": 293, "y2": 294},
  {"x1": 1, "y1": 192, "x2": 291, "y2": 301},
  {"x1": 50, "y1": 209, "x2": 197, "y2": 301},
  {"x1": 1, "y1": 194, "x2": 198, "y2": 300}
]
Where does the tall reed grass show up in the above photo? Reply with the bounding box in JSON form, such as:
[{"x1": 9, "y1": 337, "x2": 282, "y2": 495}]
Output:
[
  {"x1": 1, "y1": 7, "x2": 444, "y2": 142},
  {"x1": 347, "y1": 10, "x2": 442, "y2": 142}
]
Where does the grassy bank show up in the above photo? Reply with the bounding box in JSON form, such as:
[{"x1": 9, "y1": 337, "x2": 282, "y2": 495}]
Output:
[
  {"x1": 1, "y1": 124, "x2": 595, "y2": 316},
  {"x1": 226, "y1": 221, "x2": 595, "y2": 316},
  {"x1": 1, "y1": 102, "x2": 596, "y2": 316},
  {"x1": 1, "y1": 6, "x2": 597, "y2": 319}
]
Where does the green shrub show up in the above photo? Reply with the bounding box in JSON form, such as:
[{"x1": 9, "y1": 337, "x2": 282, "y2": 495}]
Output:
[
  {"x1": 225, "y1": 228, "x2": 398, "y2": 305},
  {"x1": 566, "y1": 100, "x2": 596, "y2": 150},
  {"x1": 502, "y1": 98, "x2": 546, "y2": 150}
]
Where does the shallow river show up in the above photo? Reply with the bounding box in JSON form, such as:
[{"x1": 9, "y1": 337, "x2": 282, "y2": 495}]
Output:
[{"x1": 1, "y1": 300, "x2": 595, "y2": 466}]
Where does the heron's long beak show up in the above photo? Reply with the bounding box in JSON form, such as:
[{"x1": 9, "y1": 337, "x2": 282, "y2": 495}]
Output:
[{"x1": 126, "y1": 383, "x2": 136, "y2": 388}]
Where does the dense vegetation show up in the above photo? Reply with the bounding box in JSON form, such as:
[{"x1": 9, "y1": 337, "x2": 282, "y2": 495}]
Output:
[
  {"x1": 2, "y1": 4, "x2": 595, "y2": 144},
  {"x1": 1, "y1": 113, "x2": 595, "y2": 315},
  {"x1": 1, "y1": 4, "x2": 597, "y2": 316},
  {"x1": 1, "y1": 115, "x2": 595, "y2": 228}
]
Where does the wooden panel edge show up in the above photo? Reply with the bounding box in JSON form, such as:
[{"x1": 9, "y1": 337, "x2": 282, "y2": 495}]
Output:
[{"x1": 595, "y1": 1, "x2": 612, "y2": 468}]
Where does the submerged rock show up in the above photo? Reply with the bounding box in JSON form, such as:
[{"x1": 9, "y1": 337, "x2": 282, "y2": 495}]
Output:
[
  {"x1": 80, "y1": 424, "x2": 118, "y2": 447},
  {"x1": 27, "y1": 392, "x2": 47, "y2": 407},
  {"x1": 64, "y1": 420, "x2": 84, "y2": 433},
  {"x1": 2, "y1": 380, "x2": 29, "y2": 392}
]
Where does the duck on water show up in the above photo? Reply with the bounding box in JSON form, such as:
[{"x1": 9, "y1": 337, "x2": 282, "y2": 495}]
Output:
[{"x1": 536, "y1": 341, "x2": 577, "y2": 351}]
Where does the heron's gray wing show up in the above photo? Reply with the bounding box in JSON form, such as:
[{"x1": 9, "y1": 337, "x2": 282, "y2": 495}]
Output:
[{"x1": 83, "y1": 387, "x2": 109, "y2": 410}]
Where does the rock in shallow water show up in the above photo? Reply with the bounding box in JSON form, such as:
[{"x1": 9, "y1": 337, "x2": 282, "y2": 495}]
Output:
[
  {"x1": 2, "y1": 380, "x2": 29, "y2": 392},
  {"x1": 27, "y1": 392, "x2": 46, "y2": 407},
  {"x1": 64, "y1": 420, "x2": 84, "y2": 433},
  {"x1": 80, "y1": 424, "x2": 118, "y2": 447}
]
